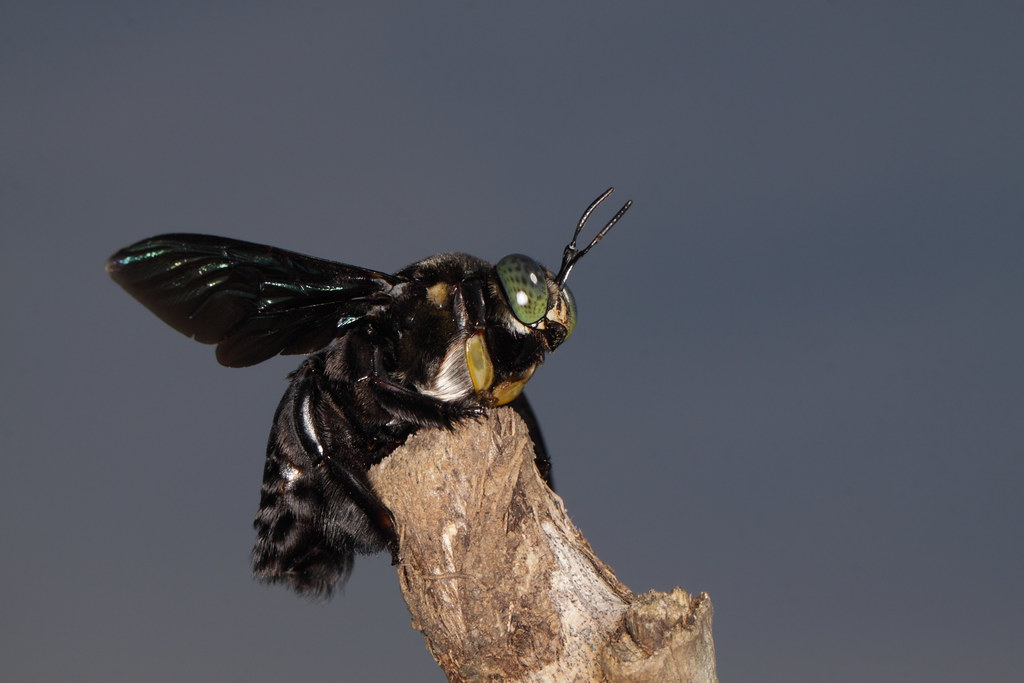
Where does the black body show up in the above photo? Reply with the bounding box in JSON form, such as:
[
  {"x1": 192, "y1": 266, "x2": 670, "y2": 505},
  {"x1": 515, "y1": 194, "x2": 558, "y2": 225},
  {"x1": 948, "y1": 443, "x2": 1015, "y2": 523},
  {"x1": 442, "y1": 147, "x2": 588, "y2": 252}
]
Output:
[{"x1": 107, "y1": 189, "x2": 630, "y2": 597}]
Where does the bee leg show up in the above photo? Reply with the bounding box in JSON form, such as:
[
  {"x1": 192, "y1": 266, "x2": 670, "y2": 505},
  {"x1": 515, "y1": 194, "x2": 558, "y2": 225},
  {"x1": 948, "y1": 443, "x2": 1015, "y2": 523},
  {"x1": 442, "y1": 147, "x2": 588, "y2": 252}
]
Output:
[
  {"x1": 328, "y1": 473, "x2": 401, "y2": 569},
  {"x1": 359, "y1": 374, "x2": 483, "y2": 427},
  {"x1": 254, "y1": 356, "x2": 405, "y2": 597},
  {"x1": 253, "y1": 384, "x2": 367, "y2": 597},
  {"x1": 322, "y1": 455, "x2": 399, "y2": 546},
  {"x1": 350, "y1": 345, "x2": 482, "y2": 428},
  {"x1": 508, "y1": 393, "x2": 555, "y2": 490}
]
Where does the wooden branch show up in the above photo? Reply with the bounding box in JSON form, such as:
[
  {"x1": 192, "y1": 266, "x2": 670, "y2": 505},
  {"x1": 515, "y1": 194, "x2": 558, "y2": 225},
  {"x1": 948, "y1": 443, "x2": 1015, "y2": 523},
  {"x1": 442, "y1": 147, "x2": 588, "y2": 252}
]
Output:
[{"x1": 368, "y1": 406, "x2": 717, "y2": 682}]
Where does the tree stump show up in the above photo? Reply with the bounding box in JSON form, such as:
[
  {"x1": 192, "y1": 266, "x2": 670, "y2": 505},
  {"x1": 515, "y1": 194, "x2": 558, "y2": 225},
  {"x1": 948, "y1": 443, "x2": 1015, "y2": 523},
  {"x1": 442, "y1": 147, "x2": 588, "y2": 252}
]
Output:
[{"x1": 368, "y1": 406, "x2": 717, "y2": 682}]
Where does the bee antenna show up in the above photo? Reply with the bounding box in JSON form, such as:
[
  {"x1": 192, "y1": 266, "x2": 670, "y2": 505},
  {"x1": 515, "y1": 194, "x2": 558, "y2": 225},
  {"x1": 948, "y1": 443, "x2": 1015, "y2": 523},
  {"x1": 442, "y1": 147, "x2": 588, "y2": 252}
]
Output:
[{"x1": 555, "y1": 187, "x2": 632, "y2": 288}]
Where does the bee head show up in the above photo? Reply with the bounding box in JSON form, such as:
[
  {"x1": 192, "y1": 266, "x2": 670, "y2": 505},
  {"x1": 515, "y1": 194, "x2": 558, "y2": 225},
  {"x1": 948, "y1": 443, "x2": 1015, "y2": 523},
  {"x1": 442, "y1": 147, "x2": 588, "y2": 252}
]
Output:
[{"x1": 495, "y1": 188, "x2": 632, "y2": 351}]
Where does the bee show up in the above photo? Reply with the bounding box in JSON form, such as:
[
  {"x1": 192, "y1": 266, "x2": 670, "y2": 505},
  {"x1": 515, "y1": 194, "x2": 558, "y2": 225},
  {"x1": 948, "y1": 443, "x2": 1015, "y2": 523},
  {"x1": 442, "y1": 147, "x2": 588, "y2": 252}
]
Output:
[{"x1": 107, "y1": 188, "x2": 631, "y2": 596}]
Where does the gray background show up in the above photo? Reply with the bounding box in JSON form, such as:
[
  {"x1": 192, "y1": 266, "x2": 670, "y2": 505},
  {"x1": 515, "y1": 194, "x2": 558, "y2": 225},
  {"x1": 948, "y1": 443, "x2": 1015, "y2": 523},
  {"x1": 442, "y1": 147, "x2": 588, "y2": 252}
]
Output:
[{"x1": 3, "y1": 2, "x2": 1021, "y2": 681}]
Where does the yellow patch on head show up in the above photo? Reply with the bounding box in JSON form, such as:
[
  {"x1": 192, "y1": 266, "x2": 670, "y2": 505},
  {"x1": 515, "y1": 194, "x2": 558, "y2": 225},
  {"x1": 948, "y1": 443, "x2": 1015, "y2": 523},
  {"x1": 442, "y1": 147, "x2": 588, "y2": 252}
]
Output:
[
  {"x1": 426, "y1": 282, "x2": 450, "y2": 308},
  {"x1": 465, "y1": 333, "x2": 494, "y2": 393},
  {"x1": 491, "y1": 365, "x2": 536, "y2": 405}
]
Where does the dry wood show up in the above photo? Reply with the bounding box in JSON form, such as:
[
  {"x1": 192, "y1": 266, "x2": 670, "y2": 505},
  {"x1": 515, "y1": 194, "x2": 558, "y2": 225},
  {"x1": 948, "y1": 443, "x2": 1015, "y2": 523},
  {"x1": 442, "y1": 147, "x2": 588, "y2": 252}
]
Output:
[{"x1": 368, "y1": 406, "x2": 717, "y2": 682}]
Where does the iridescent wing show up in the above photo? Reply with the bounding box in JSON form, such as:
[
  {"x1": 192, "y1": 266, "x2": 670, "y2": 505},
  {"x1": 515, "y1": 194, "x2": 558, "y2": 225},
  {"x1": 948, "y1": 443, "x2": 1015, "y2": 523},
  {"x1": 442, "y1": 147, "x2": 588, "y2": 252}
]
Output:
[{"x1": 106, "y1": 233, "x2": 403, "y2": 367}]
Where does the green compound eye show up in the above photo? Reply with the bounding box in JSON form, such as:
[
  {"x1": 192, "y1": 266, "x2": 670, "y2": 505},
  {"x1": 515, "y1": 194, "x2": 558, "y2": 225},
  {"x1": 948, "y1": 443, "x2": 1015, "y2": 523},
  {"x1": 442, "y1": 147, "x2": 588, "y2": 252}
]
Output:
[
  {"x1": 561, "y1": 285, "x2": 577, "y2": 339},
  {"x1": 496, "y1": 254, "x2": 550, "y2": 325}
]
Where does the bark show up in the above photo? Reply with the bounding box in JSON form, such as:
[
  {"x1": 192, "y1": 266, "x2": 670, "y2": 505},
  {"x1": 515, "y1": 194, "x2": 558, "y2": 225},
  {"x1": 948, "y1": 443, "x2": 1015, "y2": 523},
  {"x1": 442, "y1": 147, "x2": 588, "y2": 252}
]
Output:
[{"x1": 368, "y1": 406, "x2": 717, "y2": 682}]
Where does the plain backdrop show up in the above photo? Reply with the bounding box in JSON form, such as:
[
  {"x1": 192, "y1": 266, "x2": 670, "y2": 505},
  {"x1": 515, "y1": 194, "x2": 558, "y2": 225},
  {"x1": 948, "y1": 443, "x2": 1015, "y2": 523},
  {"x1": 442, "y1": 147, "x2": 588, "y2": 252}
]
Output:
[{"x1": 3, "y1": 2, "x2": 1022, "y2": 681}]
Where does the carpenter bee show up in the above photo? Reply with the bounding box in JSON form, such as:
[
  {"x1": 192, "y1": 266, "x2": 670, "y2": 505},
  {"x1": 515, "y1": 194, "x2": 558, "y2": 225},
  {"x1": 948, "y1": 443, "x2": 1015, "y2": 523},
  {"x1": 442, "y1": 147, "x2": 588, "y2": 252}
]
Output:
[{"x1": 107, "y1": 188, "x2": 631, "y2": 597}]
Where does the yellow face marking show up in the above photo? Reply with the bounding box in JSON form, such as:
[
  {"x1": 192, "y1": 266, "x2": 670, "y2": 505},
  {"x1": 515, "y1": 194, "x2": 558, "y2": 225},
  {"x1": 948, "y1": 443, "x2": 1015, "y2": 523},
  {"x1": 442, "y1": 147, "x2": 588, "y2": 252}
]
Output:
[
  {"x1": 465, "y1": 334, "x2": 538, "y2": 405},
  {"x1": 491, "y1": 379, "x2": 525, "y2": 405},
  {"x1": 465, "y1": 333, "x2": 494, "y2": 393},
  {"x1": 491, "y1": 365, "x2": 536, "y2": 406}
]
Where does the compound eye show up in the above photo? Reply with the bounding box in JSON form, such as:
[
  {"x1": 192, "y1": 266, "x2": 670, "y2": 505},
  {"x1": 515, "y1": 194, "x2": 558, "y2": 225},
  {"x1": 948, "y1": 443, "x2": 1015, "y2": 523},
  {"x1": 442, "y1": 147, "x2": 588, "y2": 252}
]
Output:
[
  {"x1": 496, "y1": 254, "x2": 550, "y2": 325},
  {"x1": 561, "y1": 286, "x2": 577, "y2": 339}
]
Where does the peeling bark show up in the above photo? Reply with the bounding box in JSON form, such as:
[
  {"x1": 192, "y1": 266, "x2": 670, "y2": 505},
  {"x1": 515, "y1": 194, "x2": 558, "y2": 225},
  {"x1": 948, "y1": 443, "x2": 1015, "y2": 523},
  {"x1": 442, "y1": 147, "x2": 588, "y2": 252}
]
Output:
[{"x1": 368, "y1": 407, "x2": 717, "y2": 682}]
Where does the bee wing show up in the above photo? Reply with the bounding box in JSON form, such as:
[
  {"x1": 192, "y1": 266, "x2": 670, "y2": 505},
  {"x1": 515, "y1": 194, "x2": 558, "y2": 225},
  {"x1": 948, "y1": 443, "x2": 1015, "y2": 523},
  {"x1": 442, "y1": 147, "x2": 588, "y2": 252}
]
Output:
[{"x1": 106, "y1": 233, "x2": 404, "y2": 367}]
